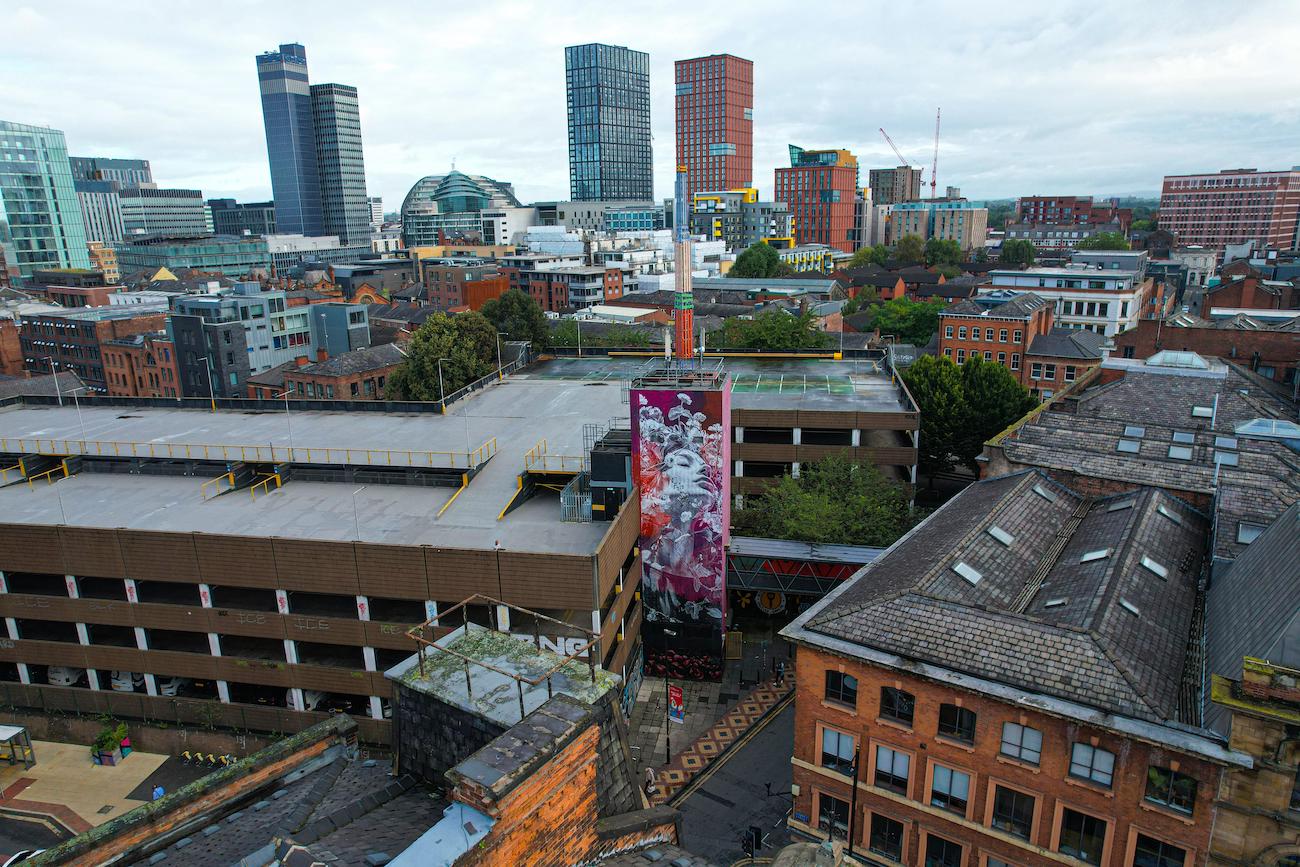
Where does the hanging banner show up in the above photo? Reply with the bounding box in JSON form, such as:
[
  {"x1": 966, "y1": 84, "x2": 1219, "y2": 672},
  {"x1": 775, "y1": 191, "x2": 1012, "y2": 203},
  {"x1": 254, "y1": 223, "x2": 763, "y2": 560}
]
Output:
[{"x1": 668, "y1": 684, "x2": 685, "y2": 724}]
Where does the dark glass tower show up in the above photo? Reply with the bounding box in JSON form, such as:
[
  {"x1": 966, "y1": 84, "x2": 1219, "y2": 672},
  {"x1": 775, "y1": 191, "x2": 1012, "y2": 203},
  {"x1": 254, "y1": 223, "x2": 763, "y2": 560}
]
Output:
[
  {"x1": 310, "y1": 83, "x2": 370, "y2": 246},
  {"x1": 256, "y1": 43, "x2": 323, "y2": 236},
  {"x1": 565, "y1": 43, "x2": 652, "y2": 202}
]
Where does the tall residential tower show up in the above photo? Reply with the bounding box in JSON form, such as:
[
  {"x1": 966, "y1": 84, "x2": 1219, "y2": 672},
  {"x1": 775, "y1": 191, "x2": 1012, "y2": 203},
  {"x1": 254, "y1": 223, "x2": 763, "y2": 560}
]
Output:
[
  {"x1": 674, "y1": 54, "x2": 753, "y2": 203},
  {"x1": 255, "y1": 43, "x2": 370, "y2": 245},
  {"x1": 0, "y1": 120, "x2": 92, "y2": 278},
  {"x1": 565, "y1": 43, "x2": 652, "y2": 202},
  {"x1": 775, "y1": 146, "x2": 859, "y2": 253}
]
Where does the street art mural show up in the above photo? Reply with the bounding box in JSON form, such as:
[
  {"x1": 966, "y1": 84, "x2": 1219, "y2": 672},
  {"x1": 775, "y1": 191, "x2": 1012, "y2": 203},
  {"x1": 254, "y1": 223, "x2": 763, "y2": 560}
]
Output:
[{"x1": 631, "y1": 384, "x2": 731, "y2": 679}]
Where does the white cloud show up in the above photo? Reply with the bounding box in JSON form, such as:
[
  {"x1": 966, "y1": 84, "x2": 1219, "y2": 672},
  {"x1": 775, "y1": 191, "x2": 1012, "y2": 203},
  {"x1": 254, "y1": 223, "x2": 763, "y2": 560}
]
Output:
[{"x1": 4, "y1": 0, "x2": 1299, "y2": 211}]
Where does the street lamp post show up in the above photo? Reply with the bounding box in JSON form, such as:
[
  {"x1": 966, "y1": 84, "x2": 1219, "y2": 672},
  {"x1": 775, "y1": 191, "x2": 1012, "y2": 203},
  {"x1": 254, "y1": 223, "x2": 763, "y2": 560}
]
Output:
[
  {"x1": 67, "y1": 386, "x2": 89, "y2": 446},
  {"x1": 41, "y1": 357, "x2": 63, "y2": 406},
  {"x1": 202, "y1": 358, "x2": 217, "y2": 413},
  {"x1": 662, "y1": 628, "x2": 677, "y2": 765},
  {"x1": 575, "y1": 319, "x2": 582, "y2": 358},
  {"x1": 495, "y1": 332, "x2": 507, "y2": 380},
  {"x1": 274, "y1": 389, "x2": 295, "y2": 459},
  {"x1": 436, "y1": 357, "x2": 448, "y2": 413},
  {"x1": 351, "y1": 486, "x2": 366, "y2": 540}
]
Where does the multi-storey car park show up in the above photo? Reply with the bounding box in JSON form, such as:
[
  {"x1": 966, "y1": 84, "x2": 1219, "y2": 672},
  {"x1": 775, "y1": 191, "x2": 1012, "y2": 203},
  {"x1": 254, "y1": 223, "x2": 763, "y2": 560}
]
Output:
[{"x1": 0, "y1": 354, "x2": 917, "y2": 744}]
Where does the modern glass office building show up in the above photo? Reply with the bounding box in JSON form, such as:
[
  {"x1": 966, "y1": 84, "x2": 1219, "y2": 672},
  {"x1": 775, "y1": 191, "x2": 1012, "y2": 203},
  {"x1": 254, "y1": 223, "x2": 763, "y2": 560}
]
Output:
[
  {"x1": 565, "y1": 43, "x2": 652, "y2": 202},
  {"x1": 311, "y1": 83, "x2": 370, "y2": 246},
  {"x1": 256, "y1": 43, "x2": 324, "y2": 236},
  {"x1": 0, "y1": 120, "x2": 92, "y2": 277}
]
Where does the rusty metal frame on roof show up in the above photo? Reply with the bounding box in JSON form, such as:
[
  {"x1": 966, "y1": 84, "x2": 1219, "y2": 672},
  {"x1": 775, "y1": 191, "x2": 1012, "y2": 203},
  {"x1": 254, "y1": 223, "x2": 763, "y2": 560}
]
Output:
[{"x1": 406, "y1": 594, "x2": 600, "y2": 720}]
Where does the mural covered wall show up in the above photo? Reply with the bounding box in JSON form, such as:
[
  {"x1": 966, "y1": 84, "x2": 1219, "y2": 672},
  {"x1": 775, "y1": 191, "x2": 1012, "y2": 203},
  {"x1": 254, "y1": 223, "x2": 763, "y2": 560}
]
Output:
[{"x1": 631, "y1": 383, "x2": 731, "y2": 679}]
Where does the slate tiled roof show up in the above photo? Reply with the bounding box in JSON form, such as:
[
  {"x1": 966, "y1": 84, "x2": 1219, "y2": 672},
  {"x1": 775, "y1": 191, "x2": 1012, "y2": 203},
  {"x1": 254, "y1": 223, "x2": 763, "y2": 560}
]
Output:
[
  {"x1": 999, "y1": 364, "x2": 1300, "y2": 561},
  {"x1": 0, "y1": 371, "x2": 84, "y2": 399},
  {"x1": 295, "y1": 342, "x2": 406, "y2": 378},
  {"x1": 1204, "y1": 501, "x2": 1300, "y2": 732},
  {"x1": 804, "y1": 470, "x2": 1210, "y2": 725},
  {"x1": 1027, "y1": 328, "x2": 1107, "y2": 360},
  {"x1": 246, "y1": 361, "x2": 297, "y2": 390},
  {"x1": 942, "y1": 292, "x2": 1049, "y2": 320}
]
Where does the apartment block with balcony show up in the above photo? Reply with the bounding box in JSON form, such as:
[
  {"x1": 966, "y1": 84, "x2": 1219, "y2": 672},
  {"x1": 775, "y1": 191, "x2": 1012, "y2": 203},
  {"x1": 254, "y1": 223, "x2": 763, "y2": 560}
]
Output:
[
  {"x1": 776, "y1": 146, "x2": 859, "y2": 254},
  {"x1": 690, "y1": 188, "x2": 793, "y2": 251}
]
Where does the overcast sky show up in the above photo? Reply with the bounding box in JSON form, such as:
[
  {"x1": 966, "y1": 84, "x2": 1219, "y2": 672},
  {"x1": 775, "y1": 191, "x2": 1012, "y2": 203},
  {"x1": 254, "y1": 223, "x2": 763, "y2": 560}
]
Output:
[{"x1": 6, "y1": 1, "x2": 1299, "y2": 213}]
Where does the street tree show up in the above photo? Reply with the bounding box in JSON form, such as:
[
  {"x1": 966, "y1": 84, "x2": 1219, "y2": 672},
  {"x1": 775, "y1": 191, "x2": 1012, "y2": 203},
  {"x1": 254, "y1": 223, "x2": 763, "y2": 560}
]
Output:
[
  {"x1": 863, "y1": 297, "x2": 947, "y2": 345},
  {"x1": 738, "y1": 455, "x2": 916, "y2": 546},
  {"x1": 924, "y1": 238, "x2": 963, "y2": 267},
  {"x1": 894, "y1": 234, "x2": 925, "y2": 266},
  {"x1": 1077, "y1": 231, "x2": 1131, "y2": 251},
  {"x1": 729, "y1": 242, "x2": 791, "y2": 278},
  {"x1": 956, "y1": 356, "x2": 1038, "y2": 472},
  {"x1": 998, "y1": 238, "x2": 1037, "y2": 267},
  {"x1": 847, "y1": 244, "x2": 889, "y2": 269},
  {"x1": 902, "y1": 354, "x2": 965, "y2": 475},
  {"x1": 384, "y1": 311, "x2": 497, "y2": 401},
  {"x1": 481, "y1": 288, "x2": 549, "y2": 350},
  {"x1": 711, "y1": 309, "x2": 832, "y2": 350}
]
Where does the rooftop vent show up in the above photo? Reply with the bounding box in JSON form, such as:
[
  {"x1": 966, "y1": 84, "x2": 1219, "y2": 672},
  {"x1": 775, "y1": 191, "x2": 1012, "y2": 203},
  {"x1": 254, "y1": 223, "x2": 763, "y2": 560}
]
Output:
[{"x1": 1145, "y1": 350, "x2": 1210, "y2": 370}]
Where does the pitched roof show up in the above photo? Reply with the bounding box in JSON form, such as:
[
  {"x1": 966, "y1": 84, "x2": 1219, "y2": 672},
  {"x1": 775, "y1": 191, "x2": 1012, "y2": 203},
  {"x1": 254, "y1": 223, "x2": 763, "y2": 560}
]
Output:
[
  {"x1": 997, "y1": 362, "x2": 1300, "y2": 562},
  {"x1": 941, "y1": 292, "x2": 1049, "y2": 319},
  {"x1": 294, "y1": 343, "x2": 406, "y2": 378},
  {"x1": 246, "y1": 360, "x2": 297, "y2": 389},
  {"x1": 1204, "y1": 500, "x2": 1300, "y2": 733},
  {"x1": 797, "y1": 471, "x2": 1210, "y2": 726},
  {"x1": 1028, "y1": 328, "x2": 1107, "y2": 360},
  {"x1": 0, "y1": 371, "x2": 84, "y2": 399}
]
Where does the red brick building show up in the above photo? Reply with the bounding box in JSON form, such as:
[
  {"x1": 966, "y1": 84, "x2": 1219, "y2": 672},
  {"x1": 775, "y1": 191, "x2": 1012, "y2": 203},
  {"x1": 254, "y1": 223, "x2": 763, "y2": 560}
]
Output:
[
  {"x1": 1159, "y1": 168, "x2": 1300, "y2": 250},
  {"x1": 776, "y1": 147, "x2": 859, "y2": 253},
  {"x1": 938, "y1": 292, "x2": 1107, "y2": 398},
  {"x1": 1015, "y1": 196, "x2": 1133, "y2": 232},
  {"x1": 522, "y1": 266, "x2": 624, "y2": 312},
  {"x1": 102, "y1": 332, "x2": 181, "y2": 398},
  {"x1": 1201, "y1": 273, "x2": 1300, "y2": 311},
  {"x1": 675, "y1": 54, "x2": 754, "y2": 201},
  {"x1": 781, "y1": 471, "x2": 1251, "y2": 867},
  {"x1": 41, "y1": 284, "x2": 121, "y2": 308},
  {"x1": 18, "y1": 306, "x2": 167, "y2": 393},
  {"x1": 419, "y1": 263, "x2": 509, "y2": 311},
  {"x1": 0, "y1": 319, "x2": 23, "y2": 376},
  {"x1": 282, "y1": 342, "x2": 406, "y2": 400},
  {"x1": 1111, "y1": 314, "x2": 1299, "y2": 386}
]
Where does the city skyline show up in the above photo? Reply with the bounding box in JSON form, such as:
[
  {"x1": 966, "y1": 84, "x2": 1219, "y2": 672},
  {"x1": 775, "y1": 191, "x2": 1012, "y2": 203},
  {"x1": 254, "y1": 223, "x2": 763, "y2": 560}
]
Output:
[{"x1": 5, "y1": 1, "x2": 1300, "y2": 216}]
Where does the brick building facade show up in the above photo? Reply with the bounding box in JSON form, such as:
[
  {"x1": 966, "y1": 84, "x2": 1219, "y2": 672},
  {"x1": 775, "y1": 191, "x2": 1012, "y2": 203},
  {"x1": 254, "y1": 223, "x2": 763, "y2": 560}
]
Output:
[
  {"x1": 776, "y1": 147, "x2": 859, "y2": 253},
  {"x1": 418, "y1": 262, "x2": 509, "y2": 311},
  {"x1": 1015, "y1": 196, "x2": 1133, "y2": 232},
  {"x1": 1160, "y1": 168, "x2": 1300, "y2": 251},
  {"x1": 782, "y1": 472, "x2": 1251, "y2": 867},
  {"x1": 1111, "y1": 315, "x2": 1299, "y2": 386},
  {"x1": 18, "y1": 306, "x2": 168, "y2": 393},
  {"x1": 282, "y1": 342, "x2": 405, "y2": 400},
  {"x1": 103, "y1": 332, "x2": 181, "y2": 398},
  {"x1": 938, "y1": 292, "x2": 1106, "y2": 398}
]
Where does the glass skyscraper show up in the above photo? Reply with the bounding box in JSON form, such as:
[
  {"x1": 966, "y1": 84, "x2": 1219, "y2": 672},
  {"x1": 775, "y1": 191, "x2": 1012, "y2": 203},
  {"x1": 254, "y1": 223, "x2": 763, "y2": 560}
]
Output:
[
  {"x1": 565, "y1": 43, "x2": 653, "y2": 202},
  {"x1": 311, "y1": 83, "x2": 370, "y2": 246},
  {"x1": 0, "y1": 120, "x2": 92, "y2": 278},
  {"x1": 256, "y1": 43, "x2": 324, "y2": 236}
]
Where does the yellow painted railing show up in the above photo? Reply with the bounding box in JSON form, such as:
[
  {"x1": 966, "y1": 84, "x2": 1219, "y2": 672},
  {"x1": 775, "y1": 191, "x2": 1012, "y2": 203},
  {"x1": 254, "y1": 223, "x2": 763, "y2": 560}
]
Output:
[
  {"x1": 436, "y1": 473, "x2": 470, "y2": 518},
  {"x1": 250, "y1": 473, "x2": 282, "y2": 499},
  {"x1": 0, "y1": 436, "x2": 499, "y2": 470},
  {"x1": 26, "y1": 464, "x2": 69, "y2": 489},
  {"x1": 0, "y1": 464, "x2": 22, "y2": 485},
  {"x1": 523, "y1": 438, "x2": 584, "y2": 474},
  {"x1": 200, "y1": 472, "x2": 236, "y2": 500}
]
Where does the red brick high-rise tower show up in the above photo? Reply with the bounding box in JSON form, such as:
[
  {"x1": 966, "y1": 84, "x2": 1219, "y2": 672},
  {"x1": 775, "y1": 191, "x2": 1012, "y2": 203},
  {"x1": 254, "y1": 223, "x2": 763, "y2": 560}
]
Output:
[{"x1": 674, "y1": 54, "x2": 753, "y2": 203}]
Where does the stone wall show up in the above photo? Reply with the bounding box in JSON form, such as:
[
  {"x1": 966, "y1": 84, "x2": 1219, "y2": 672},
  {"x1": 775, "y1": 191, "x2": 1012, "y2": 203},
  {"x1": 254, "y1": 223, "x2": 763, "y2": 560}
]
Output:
[{"x1": 392, "y1": 680, "x2": 506, "y2": 786}]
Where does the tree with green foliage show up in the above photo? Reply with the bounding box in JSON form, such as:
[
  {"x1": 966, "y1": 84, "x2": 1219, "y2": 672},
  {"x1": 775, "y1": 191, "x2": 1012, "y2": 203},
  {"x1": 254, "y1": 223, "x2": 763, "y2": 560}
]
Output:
[
  {"x1": 999, "y1": 238, "x2": 1037, "y2": 267},
  {"x1": 481, "y1": 288, "x2": 549, "y2": 350},
  {"x1": 894, "y1": 235, "x2": 925, "y2": 266},
  {"x1": 986, "y1": 201, "x2": 1015, "y2": 227},
  {"x1": 840, "y1": 288, "x2": 878, "y2": 318},
  {"x1": 728, "y1": 242, "x2": 792, "y2": 278},
  {"x1": 1077, "y1": 231, "x2": 1131, "y2": 251},
  {"x1": 935, "y1": 264, "x2": 961, "y2": 279},
  {"x1": 847, "y1": 244, "x2": 889, "y2": 269},
  {"x1": 710, "y1": 309, "x2": 832, "y2": 350},
  {"x1": 973, "y1": 247, "x2": 990, "y2": 263},
  {"x1": 1130, "y1": 218, "x2": 1156, "y2": 232},
  {"x1": 550, "y1": 321, "x2": 652, "y2": 348},
  {"x1": 902, "y1": 355, "x2": 966, "y2": 475},
  {"x1": 924, "y1": 238, "x2": 963, "y2": 268},
  {"x1": 385, "y1": 310, "x2": 498, "y2": 401},
  {"x1": 737, "y1": 455, "x2": 917, "y2": 546},
  {"x1": 956, "y1": 357, "x2": 1038, "y2": 473},
  {"x1": 861, "y1": 297, "x2": 947, "y2": 345}
]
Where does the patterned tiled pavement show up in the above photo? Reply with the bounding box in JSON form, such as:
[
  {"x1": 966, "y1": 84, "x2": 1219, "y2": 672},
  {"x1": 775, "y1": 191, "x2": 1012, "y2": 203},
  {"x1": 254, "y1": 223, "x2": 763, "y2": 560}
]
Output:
[{"x1": 649, "y1": 673, "x2": 794, "y2": 805}]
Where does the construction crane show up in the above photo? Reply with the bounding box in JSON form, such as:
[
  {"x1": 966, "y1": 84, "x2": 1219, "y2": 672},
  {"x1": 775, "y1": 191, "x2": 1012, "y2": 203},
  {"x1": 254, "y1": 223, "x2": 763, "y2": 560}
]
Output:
[
  {"x1": 930, "y1": 108, "x2": 941, "y2": 199},
  {"x1": 879, "y1": 127, "x2": 913, "y2": 170}
]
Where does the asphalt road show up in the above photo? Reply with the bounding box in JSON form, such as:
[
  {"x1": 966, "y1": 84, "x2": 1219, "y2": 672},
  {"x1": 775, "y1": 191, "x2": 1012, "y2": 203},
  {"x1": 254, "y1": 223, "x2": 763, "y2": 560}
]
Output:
[
  {"x1": 676, "y1": 702, "x2": 794, "y2": 864},
  {"x1": 0, "y1": 809, "x2": 72, "y2": 861}
]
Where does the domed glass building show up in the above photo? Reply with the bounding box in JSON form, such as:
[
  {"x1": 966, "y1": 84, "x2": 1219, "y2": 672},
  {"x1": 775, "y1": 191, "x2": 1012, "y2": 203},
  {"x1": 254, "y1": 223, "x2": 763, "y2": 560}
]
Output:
[{"x1": 399, "y1": 171, "x2": 523, "y2": 247}]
